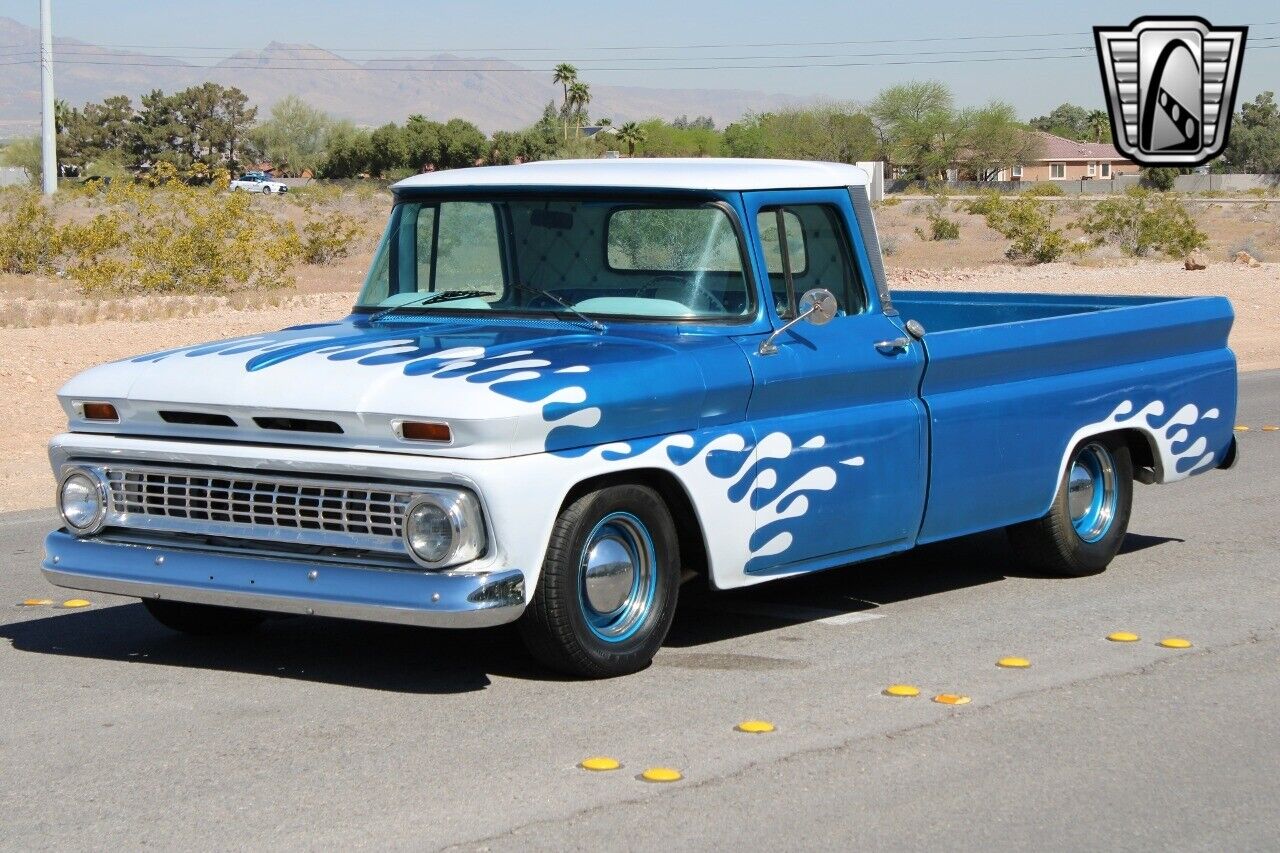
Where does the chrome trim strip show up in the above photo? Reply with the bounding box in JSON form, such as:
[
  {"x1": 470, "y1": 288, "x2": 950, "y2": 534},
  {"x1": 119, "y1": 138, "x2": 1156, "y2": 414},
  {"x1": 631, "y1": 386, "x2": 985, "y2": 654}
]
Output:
[{"x1": 41, "y1": 531, "x2": 525, "y2": 629}]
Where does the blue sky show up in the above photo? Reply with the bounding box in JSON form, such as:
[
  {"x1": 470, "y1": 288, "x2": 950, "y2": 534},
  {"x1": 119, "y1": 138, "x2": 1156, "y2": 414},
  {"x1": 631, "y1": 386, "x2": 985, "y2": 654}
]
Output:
[{"x1": 8, "y1": 0, "x2": 1278, "y2": 117}]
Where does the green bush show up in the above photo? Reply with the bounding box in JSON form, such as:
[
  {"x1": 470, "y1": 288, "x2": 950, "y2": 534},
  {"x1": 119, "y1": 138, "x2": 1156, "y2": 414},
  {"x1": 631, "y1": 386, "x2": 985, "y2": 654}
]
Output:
[
  {"x1": 962, "y1": 190, "x2": 1004, "y2": 218},
  {"x1": 1139, "y1": 167, "x2": 1178, "y2": 191},
  {"x1": 301, "y1": 212, "x2": 365, "y2": 264},
  {"x1": 0, "y1": 191, "x2": 60, "y2": 274},
  {"x1": 974, "y1": 194, "x2": 1068, "y2": 263},
  {"x1": 914, "y1": 197, "x2": 959, "y2": 241},
  {"x1": 1024, "y1": 182, "x2": 1066, "y2": 197},
  {"x1": 60, "y1": 180, "x2": 299, "y2": 293},
  {"x1": 1075, "y1": 188, "x2": 1207, "y2": 257}
]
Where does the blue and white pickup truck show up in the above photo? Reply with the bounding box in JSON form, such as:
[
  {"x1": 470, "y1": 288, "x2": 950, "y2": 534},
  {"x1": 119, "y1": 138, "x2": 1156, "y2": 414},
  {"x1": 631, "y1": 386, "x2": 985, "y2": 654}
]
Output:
[{"x1": 44, "y1": 159, "x2": 1238, "y2": 677}]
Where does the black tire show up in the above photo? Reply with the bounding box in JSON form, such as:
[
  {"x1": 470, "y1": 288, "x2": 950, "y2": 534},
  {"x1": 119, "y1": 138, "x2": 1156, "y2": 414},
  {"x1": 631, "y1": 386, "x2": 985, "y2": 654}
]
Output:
[
  {"x1": 519, "y1": 484, "x2": 680, "y2": 678},
  {"x1": 1008, "y1": 435, "x2": 1133, "y2": 577},
  {"x1": 142, "y1": 599, "x2": 266, "y2": 635}
]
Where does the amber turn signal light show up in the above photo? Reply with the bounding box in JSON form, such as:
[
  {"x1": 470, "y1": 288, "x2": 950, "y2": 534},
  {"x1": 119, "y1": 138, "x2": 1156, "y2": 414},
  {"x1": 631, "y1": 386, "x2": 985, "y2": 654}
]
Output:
[
  {"x1": 81, "y1": 402, "x2": 119, "y2": 421},
  {"x1": 398, "y1": 421, "x2": 451, "y2": 442}
]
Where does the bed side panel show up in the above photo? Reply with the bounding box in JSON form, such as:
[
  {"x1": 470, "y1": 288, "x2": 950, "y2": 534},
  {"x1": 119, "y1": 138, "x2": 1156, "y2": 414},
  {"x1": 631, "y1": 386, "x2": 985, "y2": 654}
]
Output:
[{"x1": 916, "y1": 296, "x2": 1236, "y2": 544}]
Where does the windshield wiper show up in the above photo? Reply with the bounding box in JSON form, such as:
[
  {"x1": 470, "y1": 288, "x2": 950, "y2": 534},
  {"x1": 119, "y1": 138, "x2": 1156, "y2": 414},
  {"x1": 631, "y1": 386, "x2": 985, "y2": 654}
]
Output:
[
  {"x1": 513, "y1": 283, "x2": 606, "y2": 333},
  {"x1": 368, "y1": 290, "x2": 495, "y2": 323}
]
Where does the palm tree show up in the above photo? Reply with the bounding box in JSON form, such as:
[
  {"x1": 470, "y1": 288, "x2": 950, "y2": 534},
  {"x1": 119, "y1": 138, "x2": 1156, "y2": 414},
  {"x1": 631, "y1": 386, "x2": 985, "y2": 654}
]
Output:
[
  {"x1": 552, "y1": 63, "x2": 578, "y2": 140},
  {"x1": 568, "y1": 81, "x2": 591, "y2": 139},
  {"x1": 1087, "y1": 109, "x2": 1109, "y2": 143},
  {"x1": 617, "y1": 121, "x2": 646, "y2": 157}
]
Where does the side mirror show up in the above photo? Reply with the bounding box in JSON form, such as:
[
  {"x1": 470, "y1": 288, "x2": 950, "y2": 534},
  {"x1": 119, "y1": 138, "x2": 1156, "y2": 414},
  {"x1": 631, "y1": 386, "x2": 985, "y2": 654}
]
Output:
[
  {"x1": 759, "y1": 288, "x2": 838, "y2": 355},
  {"x1": 798, "y1": 288, "x2": 837, "y2": 326}
]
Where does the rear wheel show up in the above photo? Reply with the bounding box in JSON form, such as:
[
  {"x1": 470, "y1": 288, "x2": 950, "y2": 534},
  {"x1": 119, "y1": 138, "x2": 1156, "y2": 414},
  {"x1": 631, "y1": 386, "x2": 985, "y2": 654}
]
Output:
[
  {"x1": 1008, "y1": 436, "x2": 1133, "y2": 577},
  {"x1": 142, "y1": 599, "x2": 266, "y2": 635},
  {"x1": 519, "y1": 484, "x2": 679, "y2": 678}
]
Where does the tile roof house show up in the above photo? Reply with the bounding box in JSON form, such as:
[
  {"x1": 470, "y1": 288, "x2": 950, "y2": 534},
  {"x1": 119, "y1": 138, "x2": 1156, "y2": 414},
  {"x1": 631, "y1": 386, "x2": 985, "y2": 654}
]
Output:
[{"x1": 997, "y1": 131, "x2": 1138, "y2": 182}]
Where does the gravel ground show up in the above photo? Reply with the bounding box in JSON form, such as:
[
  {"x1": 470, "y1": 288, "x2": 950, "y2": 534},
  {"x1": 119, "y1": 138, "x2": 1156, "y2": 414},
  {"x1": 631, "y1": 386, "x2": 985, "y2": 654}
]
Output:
[{"x1": 1, "y1": 259, "x2": 1273, "y2": 513}]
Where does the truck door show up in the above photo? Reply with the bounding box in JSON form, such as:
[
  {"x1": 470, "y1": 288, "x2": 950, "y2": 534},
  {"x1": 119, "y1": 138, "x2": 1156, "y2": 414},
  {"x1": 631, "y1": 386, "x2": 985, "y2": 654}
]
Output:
[{"x1": 733, "y1": 188, "x2": 928, "y2": 576}]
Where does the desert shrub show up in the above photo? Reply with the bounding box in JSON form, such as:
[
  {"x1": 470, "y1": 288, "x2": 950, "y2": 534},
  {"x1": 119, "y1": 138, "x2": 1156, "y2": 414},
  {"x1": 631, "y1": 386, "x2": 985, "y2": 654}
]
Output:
[
  {"x1": 1024, "y1": 182, "x2": 1066, "y2": 197},
  {"x1": 1139, "y1": 167, "x2": 1178, "y2": 191},
  {"x1": 914, "y1": 197, "x2": 959, "y2": 241},
  {"x1": 975, "y1": 194, "x2": 1068, "y2": 263},
  {"x1": 880, "y1": 234, "x2": 899, "y2": 257},
  {"x1": 61, "y1": 180, "x2": 300, "y2": 294},
  {"x1": 288, "y1": 182, "x2": 344, "y2": 209},
  {"x1": 1227, "y1": 237, "x2": 1265, "y2": 262},
  {"x1": 876, "y1": 196, "x2": 902, "y2": 208},
  {"x1": 962, "y1": 190, "x2": 1004, "y2": 218},
  {"x1": 301, "y1": 212, "x2": 365, "y2": 264},
  {"x1": 1075, "y1": 188, "x2": 1207, "y2": 257},
  {"x1": 0, "y1": 191, "x2": 60, "y2": 274}
]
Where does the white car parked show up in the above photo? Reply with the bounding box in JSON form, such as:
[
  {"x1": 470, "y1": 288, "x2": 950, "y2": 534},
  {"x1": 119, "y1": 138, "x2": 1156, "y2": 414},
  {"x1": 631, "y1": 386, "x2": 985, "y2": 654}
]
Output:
[{"x1": 229, "y1": 174, "x2": 288, "y2": 194}]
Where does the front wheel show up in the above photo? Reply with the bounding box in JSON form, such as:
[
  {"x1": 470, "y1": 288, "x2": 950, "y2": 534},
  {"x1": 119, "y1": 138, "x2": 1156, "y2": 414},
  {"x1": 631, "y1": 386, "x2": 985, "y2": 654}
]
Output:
[
  {"x1": 519, "y1": 484, "x2": 680, "y2": 678},
  {"x1": 1008, "y1": 436, "x2": 1133, "y2": 577}
]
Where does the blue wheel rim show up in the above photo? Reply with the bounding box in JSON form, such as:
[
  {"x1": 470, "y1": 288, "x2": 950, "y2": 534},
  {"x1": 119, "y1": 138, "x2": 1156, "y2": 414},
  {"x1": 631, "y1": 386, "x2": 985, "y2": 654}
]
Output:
[
  {"x1": 577, "y1": 512, "x2": 657, "y2": 643},
  {"x1": 1068, "y1": 443, "x2": 1118, "y2": 543}
]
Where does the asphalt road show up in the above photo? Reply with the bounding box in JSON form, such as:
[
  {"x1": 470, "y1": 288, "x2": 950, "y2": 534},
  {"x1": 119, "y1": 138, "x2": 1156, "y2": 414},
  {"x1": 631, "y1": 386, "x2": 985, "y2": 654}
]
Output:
[{"x1": 2, "y1": 372, "x2": 1277, "y2": 851}]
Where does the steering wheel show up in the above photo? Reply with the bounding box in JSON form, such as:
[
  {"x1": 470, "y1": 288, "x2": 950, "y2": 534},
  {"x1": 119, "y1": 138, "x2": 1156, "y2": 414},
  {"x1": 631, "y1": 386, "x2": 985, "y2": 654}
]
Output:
[{"x1": 636, "y1": 274, "x2": 727, "y2": 313}]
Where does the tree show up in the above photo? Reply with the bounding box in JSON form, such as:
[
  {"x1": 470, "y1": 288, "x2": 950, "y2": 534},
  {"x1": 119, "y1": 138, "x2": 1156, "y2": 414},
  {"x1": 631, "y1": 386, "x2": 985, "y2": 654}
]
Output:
[
  {"x1": 317, "y1": 122, "x2": 373, "y2": 178},
  {"x1": 871, "y1": 81, "x2": 960, "y2": 179},
  {"x1": 568, "y1": 81, "x2": 591, "y2": 138},
  {"x1": 0, "y1": 136, "x2": 43, "y2": 185},
  {"x1": 367, "y1": 123, "x2": 408, "y2": 176},
  {"x1": 1028, "y1": 103, "x2": 1093, "y2": 141},
  {"x1": 552, "y1": 63, "x2": 578, "y2": 140},
  {"x1": 248, "y1": 96, "x2": 335, "y2": 176},
  {"x1": 1219, "y1": 91, "x2": 1280, "y2": 174},
  {"x1": 437, "y1": 118, "x2": 487, "y2": 168},
  {"x1": 1086, "y1": 109, "x2": 1110, "y2": 143},
  {"x1": 402, "y1": 114, "x2": 442, "y2": 170},
  {"x1": 958, "y1": 102, "x2": 1043, "y2": 181},
  {"x1": 616, "y1": 121, "x2": 646, "y2": 156}
]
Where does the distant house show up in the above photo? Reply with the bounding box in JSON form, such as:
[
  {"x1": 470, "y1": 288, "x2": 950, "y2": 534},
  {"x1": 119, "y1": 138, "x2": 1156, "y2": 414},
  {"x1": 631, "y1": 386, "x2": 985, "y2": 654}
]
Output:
[
  {"x1": 997, "y1": 131, "x2": 1137, "y2": 182},
  {"x1": 581, "y1": 125, "x2": 619, "y2": 140}
]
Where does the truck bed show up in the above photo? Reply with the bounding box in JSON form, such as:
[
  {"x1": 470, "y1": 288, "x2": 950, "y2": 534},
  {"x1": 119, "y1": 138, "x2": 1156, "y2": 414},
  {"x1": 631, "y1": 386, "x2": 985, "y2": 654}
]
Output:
[{"x1": 892, "y1": 289, "x2": 1237, "y2": 545}]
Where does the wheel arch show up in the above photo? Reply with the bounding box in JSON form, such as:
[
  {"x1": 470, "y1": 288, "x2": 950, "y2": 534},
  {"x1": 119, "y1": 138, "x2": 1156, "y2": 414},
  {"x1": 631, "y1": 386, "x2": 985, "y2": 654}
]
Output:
[{"x1": 558, "y1": 467, "x2": 710, "y2": 587}]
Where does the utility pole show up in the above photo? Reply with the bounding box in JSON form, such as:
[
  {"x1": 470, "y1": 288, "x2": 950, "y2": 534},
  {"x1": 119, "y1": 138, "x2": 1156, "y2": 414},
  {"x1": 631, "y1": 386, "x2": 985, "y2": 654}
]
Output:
[{"x1": 40, "y1": 0, "x2": 57, "y2": 195}]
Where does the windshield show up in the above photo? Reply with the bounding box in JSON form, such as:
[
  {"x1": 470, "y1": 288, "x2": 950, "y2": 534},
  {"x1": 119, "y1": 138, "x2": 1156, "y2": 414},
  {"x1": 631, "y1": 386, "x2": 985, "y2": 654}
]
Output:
[{"x1": 355, "y1": 197, "x2": 753, "y2": 321}]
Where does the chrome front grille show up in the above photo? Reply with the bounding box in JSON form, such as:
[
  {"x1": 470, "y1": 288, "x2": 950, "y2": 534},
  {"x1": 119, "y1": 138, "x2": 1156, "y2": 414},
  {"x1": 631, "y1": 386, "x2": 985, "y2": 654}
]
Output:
[{"x1": 97, "y1": 465, "x2": 417, "y2": 553}]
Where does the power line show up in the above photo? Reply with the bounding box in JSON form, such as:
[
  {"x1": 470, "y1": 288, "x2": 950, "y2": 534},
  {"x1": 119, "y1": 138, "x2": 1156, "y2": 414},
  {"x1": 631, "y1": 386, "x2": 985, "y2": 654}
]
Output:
[
  {"x1": 0, "y1": 52, "x2": 1105, "y2": 72},
  {"x1": 0, "y1": 20, "x2": 1275, "y2": 55}
]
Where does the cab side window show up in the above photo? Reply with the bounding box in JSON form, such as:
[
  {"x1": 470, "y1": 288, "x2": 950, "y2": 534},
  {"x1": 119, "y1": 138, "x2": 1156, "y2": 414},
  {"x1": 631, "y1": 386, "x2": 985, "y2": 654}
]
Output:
[{"x1": 756, "y1": 205, "x2": 866, "y2": 318}]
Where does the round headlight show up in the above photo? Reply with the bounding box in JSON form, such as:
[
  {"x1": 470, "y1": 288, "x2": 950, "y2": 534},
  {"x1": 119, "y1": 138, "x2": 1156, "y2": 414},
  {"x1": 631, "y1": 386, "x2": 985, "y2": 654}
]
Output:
[
  {"x1": 58, "y1": 469, "x2": 106, "y2": 534},
  {"x1": 404, "y1": 498, "x2": 455, "y2": 566}
]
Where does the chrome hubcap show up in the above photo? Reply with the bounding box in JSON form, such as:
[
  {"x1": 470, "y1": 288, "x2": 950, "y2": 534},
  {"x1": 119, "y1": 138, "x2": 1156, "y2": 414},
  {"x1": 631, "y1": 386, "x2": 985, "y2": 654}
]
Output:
[
  {"x1": 583, "y1": 536, "x2": 635, "y2": 614},
  {"x1": 578, "y1": 512, "x2": 656, "y2": 643},
  {"x1": 1068, "y1": 442, "x2": 1117, "y2": 543}
]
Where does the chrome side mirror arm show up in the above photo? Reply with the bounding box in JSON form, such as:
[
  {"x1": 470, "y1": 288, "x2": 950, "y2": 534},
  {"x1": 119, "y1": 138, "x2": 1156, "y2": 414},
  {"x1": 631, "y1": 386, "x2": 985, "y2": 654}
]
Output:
[{"x1": 758, "y1": 288, "x2": 838, "y2": 356}]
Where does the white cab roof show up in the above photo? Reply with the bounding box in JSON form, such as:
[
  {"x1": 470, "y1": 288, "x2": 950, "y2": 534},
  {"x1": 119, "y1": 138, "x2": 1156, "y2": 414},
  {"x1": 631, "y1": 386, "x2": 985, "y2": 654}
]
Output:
[{"x1": 393, "y1": 158, "x2": 869, "y2": 192}]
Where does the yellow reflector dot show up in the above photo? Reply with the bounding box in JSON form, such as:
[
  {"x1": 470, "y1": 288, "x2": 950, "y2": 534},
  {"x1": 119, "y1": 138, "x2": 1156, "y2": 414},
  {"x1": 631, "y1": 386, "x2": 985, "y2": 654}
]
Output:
[
  {"x1": 580, "y1": 757, "x2": 620, "y2": 772},
  {"x1": 997, "y1": 657, "x2": 1031, "y2": 668},
  {"x1": 1107, "y1": 631, "x2": 1140, "y2": 642},
  {"x1": 1263, "y1": 425, "x2": 1279, "y2": 432},
  {"x1": 736, "y1": 720, "x2": 775, "y2": 733},
  {"x1": 19, "y1": 598, "x2": 53, "y2": 607},
  {"x1": 1233, "y1": 425, "x2": 1249, "y2": 431},
  {"x1": 641, "y1": 767, "x2": 683, "y2": 783},
  {"x1": 933, "y1": 693, "x2": 971, "y2": 705},
  {"x1": 1159, "y1": 637, "x2": 1193, "y2": 649},
  {"x1": 61, "y1": 599, "x2": 92, "y2": 608},
  {"x1": 883, "y1": 684, "x2": 921, "y2": 697}
]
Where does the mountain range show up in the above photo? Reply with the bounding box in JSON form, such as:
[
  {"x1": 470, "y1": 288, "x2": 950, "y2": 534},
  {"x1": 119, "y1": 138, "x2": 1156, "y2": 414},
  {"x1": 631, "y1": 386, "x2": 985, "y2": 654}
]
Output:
[{"x1": 0, "y1": 16, "x2": 800, "y2": 137}]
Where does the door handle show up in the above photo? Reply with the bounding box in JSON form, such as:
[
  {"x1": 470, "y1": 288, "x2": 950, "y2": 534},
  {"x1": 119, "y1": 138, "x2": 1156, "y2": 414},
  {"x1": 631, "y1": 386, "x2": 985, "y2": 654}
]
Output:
[{"x1": 873, "y1": 337, "x2": 911, "y2": 352}]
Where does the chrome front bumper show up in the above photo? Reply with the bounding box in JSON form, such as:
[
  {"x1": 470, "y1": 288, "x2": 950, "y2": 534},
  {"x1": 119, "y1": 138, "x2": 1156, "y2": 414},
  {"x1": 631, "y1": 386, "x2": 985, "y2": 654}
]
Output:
[{"x1": 41, "y1": 531, "x2": 526, "y2": 628}]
